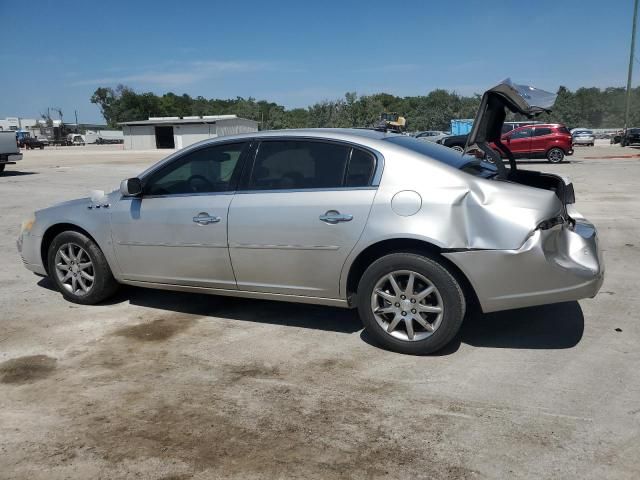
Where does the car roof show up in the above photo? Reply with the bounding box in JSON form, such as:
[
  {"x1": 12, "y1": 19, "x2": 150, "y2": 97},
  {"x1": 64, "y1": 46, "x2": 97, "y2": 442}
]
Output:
[
  {"x1": 509, "y1": 123, "x2": 562, "y2": 131},
  {"x1": 188, "y1": 128, "x2": 403, "y2": 146}
]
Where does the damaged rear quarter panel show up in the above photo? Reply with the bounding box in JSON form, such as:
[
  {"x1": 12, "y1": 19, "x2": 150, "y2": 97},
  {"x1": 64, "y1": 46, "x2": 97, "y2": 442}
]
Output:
[{"x1": 357, "y1": 147, "x2": 563, "y2": 252}]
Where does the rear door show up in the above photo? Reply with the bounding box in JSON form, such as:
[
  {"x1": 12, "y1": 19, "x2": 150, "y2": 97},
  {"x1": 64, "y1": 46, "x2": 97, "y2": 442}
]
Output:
[
  {"x1": 531, "y1": 126, "x2": 553, "y2": 156},
  {"x1": 504, "y1": 127, "x2": 533, "y2": 157},
  {"x1": 228, "y1": 139, "x2": 378, "y2": 299}
]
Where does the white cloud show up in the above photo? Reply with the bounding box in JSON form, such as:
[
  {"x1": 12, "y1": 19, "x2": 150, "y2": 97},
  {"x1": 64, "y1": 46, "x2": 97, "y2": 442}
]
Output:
[{"x1": 70, "y1": 60, "x2": 272, "y2": 87}]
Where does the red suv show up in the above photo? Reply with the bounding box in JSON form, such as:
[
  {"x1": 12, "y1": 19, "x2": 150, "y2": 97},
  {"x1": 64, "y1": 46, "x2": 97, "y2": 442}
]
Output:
[{"x1": 493, "y1": 124, "x2": 574, "y2": 163}]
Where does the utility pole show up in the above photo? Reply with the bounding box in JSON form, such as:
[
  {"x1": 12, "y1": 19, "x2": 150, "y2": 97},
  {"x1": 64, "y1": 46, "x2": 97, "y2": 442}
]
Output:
[
  {"x1": 74, "y1": 110, "x2": 78, "y2": 127},
  {"x1": 625, "y1": 0, "x2": 638, "y2": 131}
]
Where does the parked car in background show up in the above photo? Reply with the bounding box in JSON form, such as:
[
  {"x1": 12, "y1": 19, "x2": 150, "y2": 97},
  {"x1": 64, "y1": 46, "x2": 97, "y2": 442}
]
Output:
[
  {"x1": 493, "y1": 124, "x2": 573, "y2": 163},
  {"x1": 571, "y1": 128, "x2": 595, "y2": 146},
  {"x1": 0, "y1": 131, "x2": 23, "y2": 174},
  {"x1": 414, "y1": 130, "x2": 449, "y2": 143},
  {"x1": 19, "y1": 137, "x2": 46, "y2": 150},
  {"x1": 610, "y1": 130, "x2": 624, "y2": 144},
  {"x1": 437, "y1": 121, "x2": 538, "y2": 152},
  {"x1": 67, "y1": 134, "x2": 86, "y2": 146},
  {"x1": 620, "y1": 128, "x2": 640, "y2": 147}
]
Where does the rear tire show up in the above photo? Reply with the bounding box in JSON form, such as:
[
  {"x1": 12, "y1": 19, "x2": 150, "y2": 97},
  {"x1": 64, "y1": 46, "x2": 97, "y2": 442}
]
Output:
[
  {"x1": 47, "y1": 230, "x2": 119, "y2": 305},
  {"x1": 547, "y1": 147, "x2": 565, "y2": 163},
  {"x1": 357, "y1": 253, "x2": 466, "y2": 355}
]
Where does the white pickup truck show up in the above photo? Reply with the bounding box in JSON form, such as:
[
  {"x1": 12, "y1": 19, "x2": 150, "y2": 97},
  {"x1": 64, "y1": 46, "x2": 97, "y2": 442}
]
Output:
[{"x1": 0, "y1": 131, "x2": 22, "y2": 174}]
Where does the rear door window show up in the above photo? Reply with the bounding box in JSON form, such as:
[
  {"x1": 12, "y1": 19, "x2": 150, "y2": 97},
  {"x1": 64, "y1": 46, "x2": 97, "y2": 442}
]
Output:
[
  {"x1": 534, "y1": 127, "x2": 552, "y2": 137},
  {"x1": 346, "y1": 148, "x2": 376, "y2": 187},
  {"x1": 248, "y1": 140, "x2": 350, "y2": 190}
]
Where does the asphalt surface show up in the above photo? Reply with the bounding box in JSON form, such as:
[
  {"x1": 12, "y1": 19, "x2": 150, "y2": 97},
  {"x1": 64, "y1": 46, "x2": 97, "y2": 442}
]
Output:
[{"x1": 1, "y1": 142, "x2": 639, "y2": 479}]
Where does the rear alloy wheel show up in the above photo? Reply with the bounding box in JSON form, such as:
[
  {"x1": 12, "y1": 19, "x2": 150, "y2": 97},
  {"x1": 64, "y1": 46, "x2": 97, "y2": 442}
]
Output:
[
  {"x1": 357, "y1": 253, "x2": 465, "y2": 355},
  {"x1": 451, "y1": 145, "x2": 465, "y2": 153},
  {"x1": 48, "y1": 230, "x2": 119, "y2": 304},
  {"x1": 547, "y1": 147, "x2": 565, "y2": 163}
]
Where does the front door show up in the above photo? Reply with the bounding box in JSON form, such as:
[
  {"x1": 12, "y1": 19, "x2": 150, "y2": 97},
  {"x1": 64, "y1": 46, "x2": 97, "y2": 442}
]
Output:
[
  {"x1": 110, "y1": 141, "x2": 248, "y2": 288},
  {"x1": 228, "y1": 140, "x2": 378, "y2": 299}
]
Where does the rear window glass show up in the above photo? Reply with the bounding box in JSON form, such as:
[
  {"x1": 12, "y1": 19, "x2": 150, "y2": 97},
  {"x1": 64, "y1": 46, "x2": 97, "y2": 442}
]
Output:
[
  {"x1": 384, "y1": 135, "x2": 497, "y2": 177},
  {"x1": 557, "y1": 126, "x2": 571, "y2": 134},
  {"x1": 628, "y1": 128, "x2": 640, "y2": 134}
]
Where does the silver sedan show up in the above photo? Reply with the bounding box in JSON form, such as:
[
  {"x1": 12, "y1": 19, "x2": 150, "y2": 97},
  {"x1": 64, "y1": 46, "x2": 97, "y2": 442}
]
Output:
[
  {"x1": 572, "y1": 128, "x2": 596, "y2": 146},
  {"x1": 17, "y1": 82, "x2": 604, "y2": 355}
]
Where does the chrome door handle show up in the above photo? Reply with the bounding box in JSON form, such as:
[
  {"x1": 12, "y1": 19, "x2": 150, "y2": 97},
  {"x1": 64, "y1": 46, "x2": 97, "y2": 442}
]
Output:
[
  {"x1": 193, "y1": 212, "x2": 221, "y2": 225},
  {"x1": 319, "y1": 210, "x2": 353, "y2": 224}
]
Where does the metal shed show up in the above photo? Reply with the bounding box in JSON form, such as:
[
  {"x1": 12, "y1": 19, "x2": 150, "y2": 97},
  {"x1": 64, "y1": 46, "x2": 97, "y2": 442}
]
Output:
[{"x1": 119, "y1": 115, "x2": 258, "y2": 150}]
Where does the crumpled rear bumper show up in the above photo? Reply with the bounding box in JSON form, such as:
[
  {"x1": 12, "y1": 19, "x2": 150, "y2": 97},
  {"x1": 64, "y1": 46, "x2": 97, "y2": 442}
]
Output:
[{"x1": 443, "y1": 218, "x2": 604, "y2": 313}]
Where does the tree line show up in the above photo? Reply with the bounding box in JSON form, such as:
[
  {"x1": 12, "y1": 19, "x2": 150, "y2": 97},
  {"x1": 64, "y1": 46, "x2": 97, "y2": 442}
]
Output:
[{"x1": 91, "y1": 84, "x2": 640, "y2": 132}]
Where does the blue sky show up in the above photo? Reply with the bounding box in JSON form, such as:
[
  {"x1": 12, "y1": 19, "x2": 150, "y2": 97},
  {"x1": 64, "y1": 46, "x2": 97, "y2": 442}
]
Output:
[{"x1": 0, "y1": 0, "x2": 637, "y2": 123}]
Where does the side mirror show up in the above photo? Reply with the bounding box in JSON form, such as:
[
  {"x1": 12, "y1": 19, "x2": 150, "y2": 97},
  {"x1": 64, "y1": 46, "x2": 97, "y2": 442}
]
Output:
[{"x1": 120, "y1": 177, "x2": 143, "y2": 197}]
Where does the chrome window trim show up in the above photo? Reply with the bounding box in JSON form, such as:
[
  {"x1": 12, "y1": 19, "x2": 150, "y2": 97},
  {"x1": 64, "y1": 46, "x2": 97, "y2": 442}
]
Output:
[
  {"x1": 235, "y1": 186, "x2": 378, "y2": 195},
  {"x1": 137, "y1": 135, "x2": 385, "y2": 188},
  {"x1": 137, "y1": 190, "x2": 237, "y2": 200}
]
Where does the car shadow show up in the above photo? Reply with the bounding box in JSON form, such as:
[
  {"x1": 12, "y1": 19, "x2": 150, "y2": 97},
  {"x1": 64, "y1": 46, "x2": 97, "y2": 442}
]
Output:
[
  {"x1": 1, "y1": 170, "x2": 38, "y2": 177},
  {"x1": 362, "y1": 301, "x2": 584, "y2": 355},
  {"x1": 37, "y1": 278, "x2": 584, "y2": 347}
]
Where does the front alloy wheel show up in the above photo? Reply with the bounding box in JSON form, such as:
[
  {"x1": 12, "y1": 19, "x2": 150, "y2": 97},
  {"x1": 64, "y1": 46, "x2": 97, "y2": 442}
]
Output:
[
  {"x1": 47, "y1": 230, "x2": 119, "y2": 304},
  {"x1": 371, "y1": 270, "x2": 444, "y2": 341},
  {"x1": 54, "y1": 243, "x2": 95, "y2": 296}
]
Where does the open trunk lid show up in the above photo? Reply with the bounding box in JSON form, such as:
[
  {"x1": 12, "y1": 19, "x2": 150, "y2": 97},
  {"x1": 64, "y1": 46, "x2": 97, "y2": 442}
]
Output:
[{"x1": 465, "y1": 79, "x2": 575, "y2": 210}]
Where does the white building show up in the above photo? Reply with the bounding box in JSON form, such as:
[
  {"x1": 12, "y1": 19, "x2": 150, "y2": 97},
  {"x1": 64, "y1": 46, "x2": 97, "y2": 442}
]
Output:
[
  {"x1": 119, "y1": 115, "x2": 258, "y2": 150},
  {"x1": 0, "y1": 117, "x2": 39, "y2": 131}
]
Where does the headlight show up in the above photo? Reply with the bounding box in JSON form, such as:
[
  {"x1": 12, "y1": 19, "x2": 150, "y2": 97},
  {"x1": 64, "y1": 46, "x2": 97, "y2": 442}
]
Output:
[{"x1": 20, "y1": 214, "x2": 36, "y2": 234}]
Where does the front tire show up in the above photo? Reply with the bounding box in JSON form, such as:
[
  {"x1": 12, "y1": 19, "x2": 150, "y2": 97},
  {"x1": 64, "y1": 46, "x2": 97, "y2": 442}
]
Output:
[
  {"x1": 357, "y1": 253, "x2": 466, "y2": 355},
  {"x1": 47, "y1": 230, "x2": 119, "y2": 304},
  {"x1": 547, "y1": 147, "x2": 565, "y2": 163}
]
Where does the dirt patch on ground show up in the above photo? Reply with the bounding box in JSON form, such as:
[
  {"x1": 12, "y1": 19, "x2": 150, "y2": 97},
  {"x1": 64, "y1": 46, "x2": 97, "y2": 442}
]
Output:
[
  {"x1": 0, "y1": 354, "x2": 57, "y2": 384},
  {"x1": 112, "y1": 316, "x2": 197, "y2": 342}
]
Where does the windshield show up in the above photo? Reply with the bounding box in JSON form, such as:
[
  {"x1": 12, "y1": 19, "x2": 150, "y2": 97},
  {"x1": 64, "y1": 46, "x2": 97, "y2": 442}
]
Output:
[
  {"x1": 575, "y1": 130, "x2": 593, "y2": 135},
  {"x1": 384, "y1": 135, "x2": 497, "y2": 178},
  {"x1": 628, "y1": 128, "x2": 640, "y2": 134}
]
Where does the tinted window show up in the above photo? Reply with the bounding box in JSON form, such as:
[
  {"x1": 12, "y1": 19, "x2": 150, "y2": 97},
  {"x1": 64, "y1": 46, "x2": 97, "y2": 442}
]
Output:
[
  {"x1": 557, "y1": 126, "x2": 571, "y2": 134},
  {"x1": 346, "y1": 149, "x2": 376, "y2": 187},
  {"x1": 385, "y1": 135, "x2": 498, "y2": 179},
  {"x1": 510, "y1": 128, "x2": 533, "y2": 139},
  {"x1": 144, "y1": 143, "x2": 246, "y2": 195},
  {"x1": 534, "y1": 127, "x2": 552, "y2": 137},
  {"x1": 248, "y1": 140, "x2": 350, "y2": 190}
]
